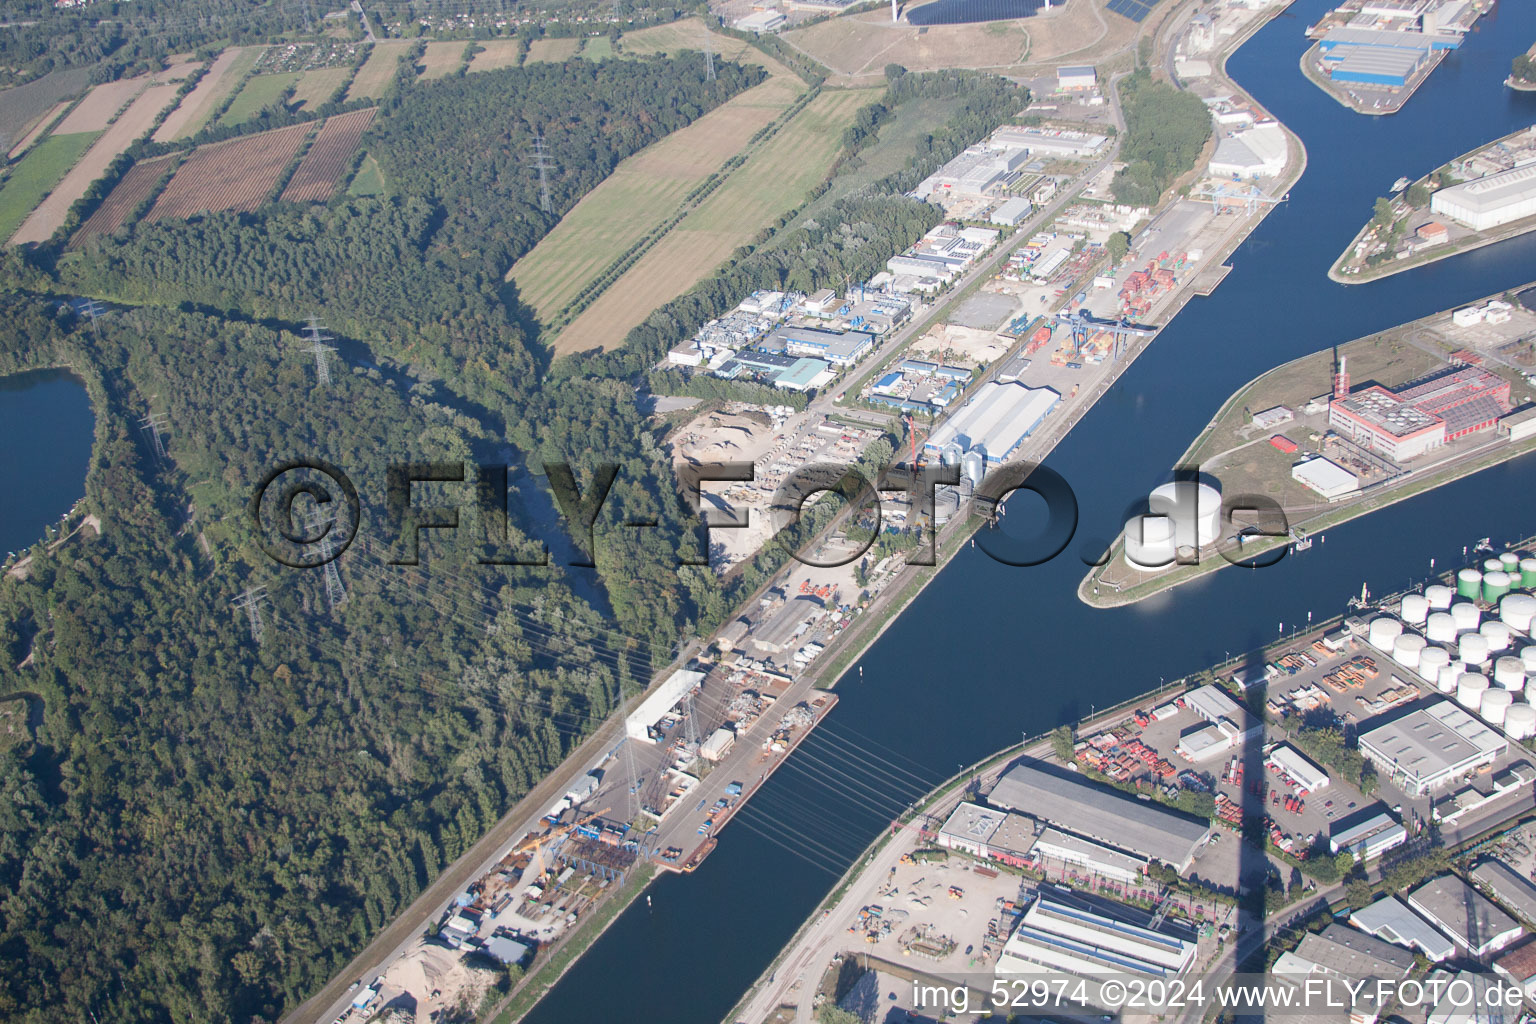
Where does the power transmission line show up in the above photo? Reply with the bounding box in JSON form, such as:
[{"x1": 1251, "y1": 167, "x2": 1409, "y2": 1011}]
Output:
[
  {"x1": 232, "y1": 585, "x2": 268, "y2": 645},
  {"x1": 139, "y1": 413, "x2": 169, "y2": 462},
  {"x1": 532, "y1": 134, "x2": 554, "y2": 214},
  {"x1": 302, "y1": 315, "x2": 337, "y2": 386}
]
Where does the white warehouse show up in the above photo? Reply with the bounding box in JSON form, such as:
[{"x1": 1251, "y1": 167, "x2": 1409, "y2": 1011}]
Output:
[
  {"x1": 624, "y1": 668, "x2": 704, "y2": 743},
  {"x1": 1431, "y1": 163, "x2": 1536, "y2": 231}
]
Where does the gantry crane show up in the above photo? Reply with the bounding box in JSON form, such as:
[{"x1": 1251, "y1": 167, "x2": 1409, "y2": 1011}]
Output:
[{"x1": 1055, "y1": 308, "x2": 1158, "y2": 361}]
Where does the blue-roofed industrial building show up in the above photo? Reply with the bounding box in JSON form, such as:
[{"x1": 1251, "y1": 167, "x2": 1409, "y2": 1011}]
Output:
[
  {"x1": 770, "y1": 326, "x2": 875, "y2": 366},
  {"x1": 1316, "y1": 27, "x2": 1433, "y2": 87}
]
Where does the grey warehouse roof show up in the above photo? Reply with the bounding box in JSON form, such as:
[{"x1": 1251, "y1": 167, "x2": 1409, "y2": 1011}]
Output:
[
  {"x1": 1409, "y1": 874, "x2": 1518, "y2": 949},
  {"x1": 989, "y1": 761, "x2": 1211, "y2": 868},
  {"x1": 1471, "y1": 860, "x2": 1536, "y2": 926},
  {"x1": 1350, "y1": 895, "x2": 1457, "y2": 960},
  {"x1": 1295, "y1": 924, "x2": 1416, "y2": 978}
]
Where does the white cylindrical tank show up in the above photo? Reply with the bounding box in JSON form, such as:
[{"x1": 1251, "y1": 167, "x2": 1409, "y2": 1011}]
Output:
[
  {"x1": 1426, "y1": 585, "x2": 1455, "y2": 610},
  {"x1": 1452, "y1": 602, "x2": 1481, "y2": 633},
  {"x1": 1393, "y1": 633, "x2": 1426, "y2": 668},
  {"x1": 1400, "y1": 594, "x2": 1430, "y2": 626},
  {"x1": 1494, "y1": 656, "x2": 1526, "y2": 690},
  {"x1": 1459, "y1": 568, "x2": 1484, "y2": 600},
  {"x1": 1148, "y1": 481, "x2": 1222, "y2": 548},
  {"x1": 1508, "y1": 703, "x2": 1536, "y2": 740},
  {"x1": 1427, "y1": 612, "x2": 1457, "y2": 643},
  {"x1": 1438, "y1": 662, "x2": 1464, "y2": 693},
  {"x1": 1124, "y1": 515, "x2": 1176, "y2": 569},
  {"x1": 1458, "y1": 672, "x2": 1490, "y2": 712},
  {"x1": 1482, "y1": 620, "x2": 1513, "y2": 652},
  {"x1": 1523, "y1": 646, "x2": 1536, "y2": 674},
  {"x1": 1501, "y1": 594, "x2": 1536, "y2": 633},
  {"x1": 1368, "y1": 616, "x2": 1404, "y2": 652},
  {"x1": 1482, "y1": 687, "x2": 1513, "y2": 726},
  {"x1": 1461, "y1": 633, "x2": 1491, "y2": 666},
  {"x1": 1501, "y1": 552, "x2": 1521, "y2": 572},
  {"x1": 1420, "y1": 646, "x2": 1451, "y2": 679}
]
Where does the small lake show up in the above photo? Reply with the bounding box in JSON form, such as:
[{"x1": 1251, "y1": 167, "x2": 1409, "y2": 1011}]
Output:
[
  {"x1": 906, "y1": 0, "x2": 1047, "y2": 26},
  {"x1": 0, "y1": 369, "x2": 95, "y2": 558}
]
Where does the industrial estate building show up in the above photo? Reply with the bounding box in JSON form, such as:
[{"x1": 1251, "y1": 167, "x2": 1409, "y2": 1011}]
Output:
[
  {"x1": 1175, "y1": 683, "x2": 1260, "y2": 762},
  {"x1": 1432, "y1": 164, "x2": 1536, "y2": 231},
  {"x1": 1293, "y1": 924, "x2": 1416, "y2": 979},
  {"x1": 1208, "y1": 122, "x2": 1289, "y2": 179},
  {"x1": 933, "y1": 802, "x2": 1036, "y2": 867},
  {"x1": 1351, "y1": 895, "x2": 1458, "y2": 961},
  {"x1": 995, "y1": 893, "x2": 1197, "y2": 979},
  {"x1": 1358, "y1": 700, "x2": 1508, "y2": 796},
  {"x1": 624, "y1": 669, "x2": 704, "y2": 743},
  {"x1": 989, "y1": 761, "x2": 1212, "y2": 873},
  {"x1": 923, "y1": 381, "x2": 1060, "y2": 470},
  {"x1": 1470, "y1": 860, "x2": 1536, "y2": 928},
  {"x1": 1329, "y1": 812, "x2": 1407, "y2": 862},
  {"x1": 1328, "y1": 361, "x2": 1513, "y2": 462},
  {"x1": 1408, "y1": 875, "x2": 1524, "y2": 957}
]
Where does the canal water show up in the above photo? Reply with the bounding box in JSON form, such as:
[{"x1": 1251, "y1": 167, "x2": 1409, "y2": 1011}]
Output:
[
  {"x1": 527, "y1": 3, "x2": 1536, "y2": 1021},
  {"x1": 0, "y1": 369, "x2": 94, "y2": 559}
]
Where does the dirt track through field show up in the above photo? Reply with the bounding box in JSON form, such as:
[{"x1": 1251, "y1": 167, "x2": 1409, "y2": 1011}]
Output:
[{"x1": 153, "y1": 48, "x2": 249, "y2": 141}]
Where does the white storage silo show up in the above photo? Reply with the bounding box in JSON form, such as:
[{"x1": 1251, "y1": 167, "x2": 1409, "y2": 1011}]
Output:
[
  {"x1": 1507, "y1": 702, "x2": 1536, "y2": 740},
  {"x1": 1501, "y1": 594, "x2": 1536, "y2": 633},
  {"x1": 1392, "y1": 633, "x2": 1426, "y2": 669},
  {"x1": 1124, "y1": 515, "x2": 1176, "y2": 569},
  {"x1": 1368, "y1": 616, "x2": 1404, "y2": 652},
  {"x1": 1482, "y1": 620, "x2": 1513, "y2": 652},
  {"x1": 1400, "y1": 594, "x2": 1430, "y2": 626},
  {"x1": 1461, "y1": 633, "x2": 1491, "y2": 667},
  {"x1": 1457, "y1": 672, "x2": 1490, "y2": 712},
  {"x1": 1452, "y1": 602, "x2": 1481, "y2": 633},
  {"x1": 1148, "y1": 481, "x2": 1222, "y2": 549},
  {"x1": 1438, "y1": 662, "x2": 1464, "y2": 693},
  {"x1": 1494, "y1": 656, "x2": 1527, "y2": 691},
  {"x1": 1420, "y1": 646, "x2": 1451, "y2": 680},
  {"x1": 1427, "y1": 612, "x2": 1457, "y2": 643},
  {"x1": 1482, "y1": 687, "x2": 1513, "y2": 726},
  {"x1": 1426, "y1": 585, "x2": 1455, "y2": 610}
]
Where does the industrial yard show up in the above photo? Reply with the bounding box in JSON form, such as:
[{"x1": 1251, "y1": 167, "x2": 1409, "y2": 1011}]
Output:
[
  {"x1": 1334, "y1": 125, "x2": 1536, "y2": 282},
  {"x1": 1301, "y1": 0, "x2": 1483, "y2": 115},
  {"x1": 1085, "y1": 288, "x2": 1536, "y2": 607},
  {"x1": 742, "y1": 546, "x2": 1536, "y2": 1024}
]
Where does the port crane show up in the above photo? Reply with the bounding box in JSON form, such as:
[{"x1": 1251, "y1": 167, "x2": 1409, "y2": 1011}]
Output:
[
  {"x1": 1192, "y1": 182, "x2": 1286, "y2": 217},
  {"x1": 1054, "y1": 308, "x2": 1157, "y2": 361},
  {"x1": 901, "y1": 413, "x2": 929, "y2": 470},
  {"x1": 513, "y1": 806, "x2": 611, "y2": 882}
]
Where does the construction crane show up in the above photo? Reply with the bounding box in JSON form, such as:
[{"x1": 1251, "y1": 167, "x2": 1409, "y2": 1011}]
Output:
[
  {"x1": 1054, "y1": 307, "x2": 1158, "y2": 361},
  {"x1": 1191, "y1": 181, "x2": 1286, "y2": 216},
  {"x1": 508, "y1": 806, "x2": 613, "y2": 884}
]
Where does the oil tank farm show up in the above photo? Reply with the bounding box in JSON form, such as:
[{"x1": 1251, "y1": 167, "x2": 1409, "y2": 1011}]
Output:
[{"x1": 1123, "y1": 481, "x2": 1222, "y2": 569}]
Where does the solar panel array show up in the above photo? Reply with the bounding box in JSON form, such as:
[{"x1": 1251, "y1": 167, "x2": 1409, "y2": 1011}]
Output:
[{"x1": 1106, "y1": 0, "x2": 1160, "y2": 22}]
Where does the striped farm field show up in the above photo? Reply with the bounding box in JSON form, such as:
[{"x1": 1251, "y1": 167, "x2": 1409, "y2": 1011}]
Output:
[
  {"x1": 280, "y1": 107, "x2": 377, "y2": 203},
  {"x1": 70, "y1": 153, "x2": 178, "y2": 244},
  {"x1": 0, "y1": 132, "x2": 99, "y2": 241},
  {"x1": 7, "y1": 99, "x2": 69, "y2": 159},
  {"x1": 525, "y1": 38, "x2": 581, "y2": 63},
  {"x1": 290, "y1": 66, "x2": 351, "y2": 110},
  {"x1": 417, "y1": 42, "x2": 470, "y2": 79},
  {"x1": 11, "y1": 81, "x2": 184, "y2": 244},
  {"x1": 220, "y1": 72, "x2": 300, "y2": 126},
  {"x1": 618, "y1": 18, "x2": 786, "y2": 74},
  {"x1": 549, "y1": 87, "x2": 879, "y2": 354},
  {"x1": 147, "y1": 122, "x2": 312, "y2": 222},
  {"x1": 346, "y1": 41, "x2": 411, "y2": 100},
  {"x1": 467, "y1": 39, "x2": 523, "y2": 72},
  {"x1": 153, "y1": 47, "x2": 260, "y2": 141},
  {"x1": 509, "y1": 73, "x2": 805, "y2": 320},
  {"x1": 54, "y1": 75, "x2": 148, "y2": 134}
]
